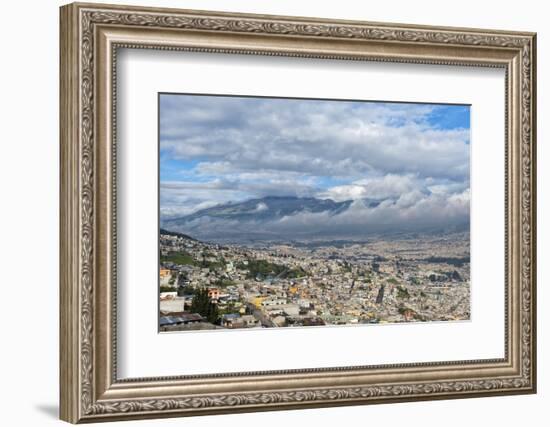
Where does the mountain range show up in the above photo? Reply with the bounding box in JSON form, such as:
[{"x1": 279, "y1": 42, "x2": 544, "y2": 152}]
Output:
[{"x1": 161, "y1": 195, "x2": 396, "y2": 242}]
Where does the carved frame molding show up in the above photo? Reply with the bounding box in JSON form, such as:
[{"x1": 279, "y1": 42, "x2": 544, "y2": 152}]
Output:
[{"x1": 60, "y1": 2, "x2": 536, "y2": 423}]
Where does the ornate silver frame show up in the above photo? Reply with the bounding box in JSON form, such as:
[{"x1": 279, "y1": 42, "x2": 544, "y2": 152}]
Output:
[{"x1": 60, "y1": 2, "x2": 536, "y2": 423}]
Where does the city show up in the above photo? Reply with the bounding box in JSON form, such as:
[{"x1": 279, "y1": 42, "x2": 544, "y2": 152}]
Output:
[{"x1": 159, "y1": 229, "x2": 470, "y2": 331}]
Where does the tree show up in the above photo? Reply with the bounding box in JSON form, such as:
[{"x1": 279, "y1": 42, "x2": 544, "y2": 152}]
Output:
[
  {"x1": 396, "y1": 286, "x2": 410, "y2": 299},
  {"x1": 189, "y1": 288, "x2": 219, "y2": 323}
]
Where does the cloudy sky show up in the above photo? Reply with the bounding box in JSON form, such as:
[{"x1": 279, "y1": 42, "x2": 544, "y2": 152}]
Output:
[{"x1": 160, "y1": 93, "x2": 470, "y2": 234}]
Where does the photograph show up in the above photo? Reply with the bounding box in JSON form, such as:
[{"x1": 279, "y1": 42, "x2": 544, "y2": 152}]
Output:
[
  {"x1": 56, "y1": 2, "x2": 536, "y2": 422},
  {"x1": 158, "y1": 94, "x2": 472, "y2": 331}
]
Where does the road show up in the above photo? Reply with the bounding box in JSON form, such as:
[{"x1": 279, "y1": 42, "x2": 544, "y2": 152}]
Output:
[{"x1": 246, "y1": 302, "x2": 277, "y2": 327}]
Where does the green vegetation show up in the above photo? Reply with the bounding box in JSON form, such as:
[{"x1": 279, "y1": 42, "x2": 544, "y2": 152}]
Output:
[
  {"x1": 409, "y1": 276, "x2": 421, "y2": 285},
  {"x1": 387, "y1": 277, "x2": 399, "y2": 285},
  {"x1": 396, "y1": 286, "x2": 410, "y2": 299},
  {"x1": 213, "y1": 278, "x2": 236, "y2": 287},
  {"x1": 160, "y1": 251, "x2": 227, "y2": 271},
  {"x1": 244, "y1": 259, "x2": 284, "y2": 278},
  {"x1": 189, "y1": 288, "x2": 219, "y2": 323},
  {"x1": 168, "y1": 273, "x2": 176, "y2": 285},
  {"x1": 203, "y1": 260, "x2": 225, "y2": 271},
  {"x1": 286, "y1": 266, "x2": 308, "y2": 278},
  {"x1": 197, "y1": 253, "x2": 225, "y2": 270},
  {"x1": 159, "y1": 286, "x2": 176, "y2": 293},
  {"x1": 241, "y1": 259, "x2": 308, "y2": 279},
  {"x1": 161, "y1": 252, "x2": 195, "y2": 266}
]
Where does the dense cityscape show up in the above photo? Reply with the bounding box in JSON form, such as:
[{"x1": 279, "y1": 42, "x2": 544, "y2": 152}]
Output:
[{"x1": 159, "y1": 229, "x2": 470, "y2": 331}]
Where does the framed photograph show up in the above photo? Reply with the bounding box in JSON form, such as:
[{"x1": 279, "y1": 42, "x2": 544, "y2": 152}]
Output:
[{"x1": 60, "y1": 2, "x2": 537, "y2": 423}]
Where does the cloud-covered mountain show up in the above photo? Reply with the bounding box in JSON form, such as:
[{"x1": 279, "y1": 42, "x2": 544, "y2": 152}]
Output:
[
  {"x1": 162, "y1": 195, "x2": 468, "y2": 242},
  {"x1": 167, "y1": 196, "x2": 352, "y2": 222},
  {"x1": 159, "y1": 94, "x2": 471, "y2": 242}
]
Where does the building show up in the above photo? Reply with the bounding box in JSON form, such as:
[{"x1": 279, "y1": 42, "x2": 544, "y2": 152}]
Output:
[
  {"x1": 208, "y1": 287, "x2": 221, "y2": 300},
  {"x1": 159, "y1": 312, "x2": 205, "y2": 327},
  {"x1": 251, "y1": 295, "x2": 267, "y2": 308},
  {"x1": 221, "y1": 313, "x2": 241, "y2": 328},
  {"x1": 160, "y1": 268, "x2": 172, "y2": 286}
]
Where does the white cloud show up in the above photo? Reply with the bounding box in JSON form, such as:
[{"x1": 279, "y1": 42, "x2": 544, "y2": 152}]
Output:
[
  {"x1": 255, "y1": 202, "x2": 268, "y2": 212},
  {"x1": 171, "y1": 189, "x2": 470, "y2": 239},
  {"x1": 318, "y1": 174, "x2": 425, "y2": 201},
  {"x1": 269, "y1": 190, "x2": 470, "y2": 235},
  {"x1": 159, "y1": 95, "x2": 470, "y2": 234},
  {"x1": 160, "y1": 95, "x2": 470, "y2": 181}
]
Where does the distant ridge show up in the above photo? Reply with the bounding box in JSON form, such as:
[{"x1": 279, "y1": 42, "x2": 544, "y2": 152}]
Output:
[
  {"x1": 160, "y1": 195, "x2": 468, "y2": 243},
  {"x1": 164, "y1": 196, "x2": 354, "y2": 225}
]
